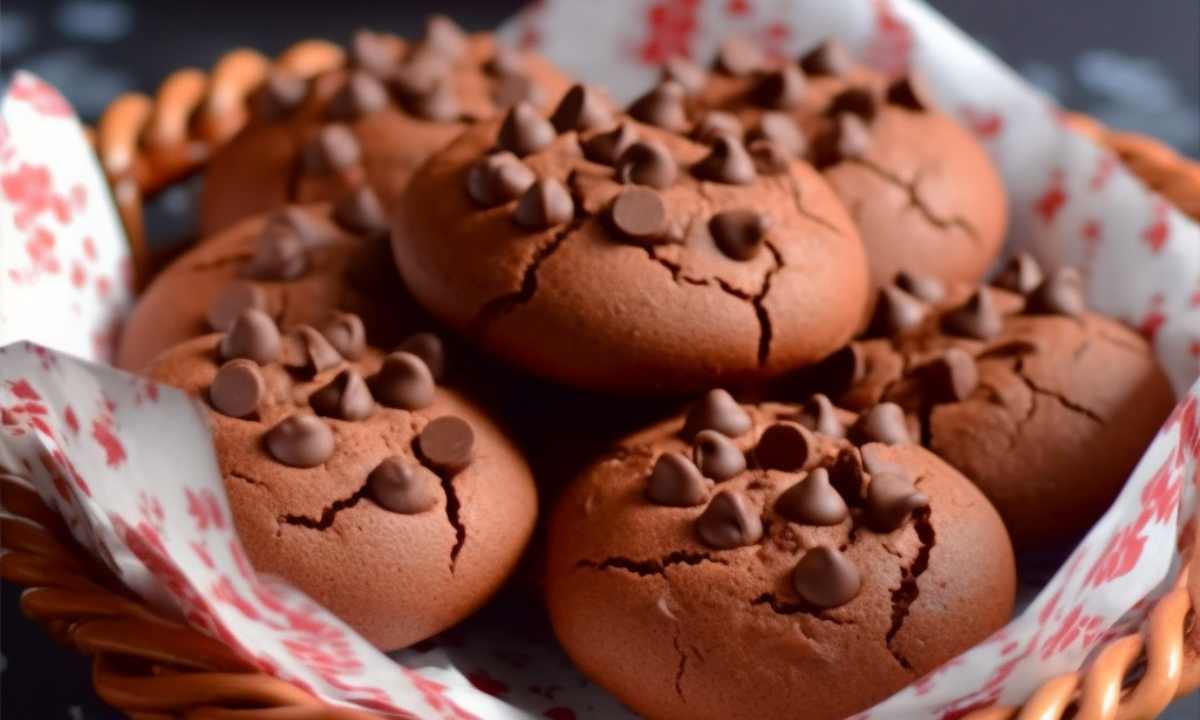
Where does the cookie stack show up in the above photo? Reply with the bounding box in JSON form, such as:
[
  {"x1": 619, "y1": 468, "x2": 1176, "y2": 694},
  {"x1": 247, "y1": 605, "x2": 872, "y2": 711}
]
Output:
[{"x1": 119, "y1": 18, "x2": 1174, "y2": 720}]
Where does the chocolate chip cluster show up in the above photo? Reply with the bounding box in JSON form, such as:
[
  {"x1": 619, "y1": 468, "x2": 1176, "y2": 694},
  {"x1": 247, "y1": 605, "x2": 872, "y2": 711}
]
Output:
[
  {"x1": 204, "y1": 201, "x2": 387, "y2": 310},
  {"x1": 642, "y1": 389, "x2": 929, "y2": 610},
  {"x1": 869, "y1": 253, "x2": 1087, "y2": 343},
  {"x1": 209, "y1": 306, "x2": 474, "y2": 516},
  {"x1": 463, "y1": 83, "x2": 779, "y2": 263},
  {"x1": 253, "y1": 16, "x2": 547, "y2": 186},
  {"x1": 639, "y1": 36, "x2": 936, "y2": 174}
]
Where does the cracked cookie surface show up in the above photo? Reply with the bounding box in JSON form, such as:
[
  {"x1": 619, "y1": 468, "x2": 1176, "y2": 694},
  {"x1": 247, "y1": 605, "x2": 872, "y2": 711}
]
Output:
[
  {"x1": 787, "y1": 262, "x2": 1175, "y2": 549},
  {"x1": 681, "y1": 42, "x2": 1008, "y2": 296},
  {"x1": 146, "y1": 332, "x2": 537, "y2": 651},
  {"x1": 544, "y1": 398, "x2": 1014, "y2": 720},
  {"x1": 199, "y1": 21, "x2": 572, "y2": 235},
  {"x1": 117, "y1": 202, "x2": 422, "y2": 371},
  {"x1": 393, "y1": 100, "x2": 868, "y2": 394}
]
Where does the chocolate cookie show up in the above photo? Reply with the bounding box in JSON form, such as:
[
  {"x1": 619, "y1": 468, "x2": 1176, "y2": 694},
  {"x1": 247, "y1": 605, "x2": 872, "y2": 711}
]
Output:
[
  {"x1": 659, "y1": 39, "x2": 1007, "y2": 296},
  {"x1": 789, "y1": 258, "x2": 1175, "y2": 549},
  {"x1": 117, "y1": 200, "x2": 420, "y2": 371},
  {"x1": 199, "y1": 17, "x2": 573, "y2": 235},
  {"x1": 392, "y1": 85, "x2": 870, "y2": 394},
  {"x1": 145, "y1": 319, "x2": 536, "y2": 650},
  {"x1": 545, "y1": 391, "x2": 1015, "y2": 720}
]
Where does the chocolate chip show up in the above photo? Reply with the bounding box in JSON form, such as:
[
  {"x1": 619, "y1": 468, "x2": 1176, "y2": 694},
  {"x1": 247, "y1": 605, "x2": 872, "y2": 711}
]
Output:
[
  {"x1": 895, "y1": 271, "x2": 946, "y2": 304},
  {"x1": 849, "y1": 403, "x2": 910, "y2": 445},
  {"x1": 582, "y1": 122, "x2": 639, "y2": 165},
  {"x1": 813, "y1": 113, "x2": 871, "y2": 168},
  {"x1": 645, "y1": 452, "x2": 709, "y2": 507},
  {"x1": 828, "y1": 447, "x2": 868, "y2": 504},
  {"x1": 486, "y1": 45, "x2": 525, "y2": 76},
  {"x1": 391, "y1": 55, "x2": 449, "y2": 99},
  {"x1": 368, "y1": 456, "x2": 440, "y2": 514},
  {"x1": 372, "y1": 351, "x2": 435, "y2": 410},
  {"x1": 514, "y1": 177, "x2": 574, "y2": 228},
  {"x1": 467, "y1": 151, "x2": 536, "y2": 207},
  {"x1": 320, "y1": 312, "x2": 366, "y2": 360},
  {"x1": 692, "y1": 111, "x2": 743, "y2": 145},
  {"x1": 332, "y1": 187, "x2": 388, "y2": 237},
  {"x1": 265, "y1": 414, "x2": 335, "y2": 468},
  {"x1": 866, "y1": 471, "x2": 929, "y2": 532},
  {"x1": 497, "y1": 102, "x2": 556, "y2": 156},
  {"x1": 714, "y1": 37, "x2": 764, "y2": 77},
  {"x1": 800, "y1": 39, "x2": 853, "y2": 77},
  {"x1": 684, "y1": 389, "x2": 752, "y2": 438},
  {"x1": 350, "y1": 30, "x2": 399, "y2": 77},
  {"x1": 868, "y1": 284, "x2": 928, "y2": 336},
  {"x1": 796, "y1": 394, "x2": 844, "y2": 438},
  {"x1": 615, "y1": 140, "x2": 678, "y2": 189},
  {"x1": 1027, "y1": 267, "x2": 1086, "y2": 317},
  {"x1": 220, "y1": 309, "x2": 281, "y2": 364},
  {"x1": 754, "y1": 65, "x2": 806, "y2": 109},
  {"x1": 492, "y1": 73, "x2": 543, "y2": 109},
  {"x1": 266, "y1": 206, "x2": 328, "y2": 245},
  {"x1": 283, "y1": 325, "x2": 343, "y2": 378},
  {"x1": 754, "y1": 112, "x2": 807, "y2": 159},
  {"x1": 696, "y1": 490, "x2": 763, "y2": 549},
  {"x1": 792, "y1": 546, "x2": 861, "y2": 609},
  {"x1": 748, "y1": 139, "x2": 792, "y2": 175},
  {"x1": 994, "y1": 252, "x2": 1044, "y2": 295},
  {"x1": 405, "y1": 78, "x2": 460, "y2": 122},
  {"x1": 302, "y1": 124, "x2": 361, "y2": 174},
  {"x1": 923, "y1": 348, "x2": 978, "y2": 404},
  {"x1": 942, "y1": 287, "x2": 1004, "y2": 340},
  {"x1": 662, "y1": 56, "x2": 707, "y2": 95},
  {"x1": 396, "y1": 333, "x2": 446, "y2": 382},
  {"x1": 755, "y1": 421, "x2": 812, "y2": 472},
  {"x1": 207, "y1": 282, "x2": 268, "y2": 332},
  {"x1": 550, "y1": 84, "x2": 613, "y2": 133},
  {"x1": 628, "y1": 81, "x2": 689, "y2": 133},
  {"x1": 417, "y1": 416, "x2": 475, "y2": 474},
  {"x1": 421, "y1": 15, "x2": 468, "y2": 61},
  {"x1": 610, "y1": 187, "x2": 668, "y2": 242},
  {"x1": 776, "y1": 468, "x2": 848, "y2": 526},
  {"x1": 886, "y1": 74, "x2": 933, "y2": 111},
  {"x1": 309, "y1": 369, "x2": 374, "y2": 421},
  {"x1": 977, "y1": 339, "x2": 1039, "y2": 360},
  {"x1": 242, "y1": 224, "x2": 308, "y2": 281},
  {"x1": 804, "y1": 345, "x2": 863, "y2": 399},
  {"x1": 209, "y1": 359, "x2": 265, "y2": 418},
  {"x1": 326, "y1": 71, "x2": 389, "y2": 121},
  {"x1": 693, "y1": 135, "x2": 756, "y2": 185},
  {"x1": 710, "y1": 209, "x2": 768, "y2": 261},
  {"x1": 692, "y1": 430, "x2": 746, "y2": 481},
  {"x1": 254, "y1": 71, "x2": 307, "y2": 120},
  {"x1": 826, "y1": 87, "x2": 878, "y2": 122}
]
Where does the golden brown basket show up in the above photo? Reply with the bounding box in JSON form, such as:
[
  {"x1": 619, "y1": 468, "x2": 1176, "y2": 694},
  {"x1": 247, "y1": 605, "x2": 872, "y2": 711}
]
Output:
[{"x1": 2, "y1": 40, "x2": 1199, "y2": 720}]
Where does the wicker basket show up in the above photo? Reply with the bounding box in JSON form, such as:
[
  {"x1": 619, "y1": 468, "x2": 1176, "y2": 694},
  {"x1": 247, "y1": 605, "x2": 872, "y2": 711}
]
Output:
[{"x1": 3, "y1": 40, "x2": 1200, "y2": 720}]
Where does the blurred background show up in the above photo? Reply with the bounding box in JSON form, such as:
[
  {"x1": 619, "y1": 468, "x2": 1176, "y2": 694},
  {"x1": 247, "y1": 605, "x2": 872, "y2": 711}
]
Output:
[
  {"x1": 0, "y1": 0, "x2": 1197, "y2": 717},
  {"x1": 2, "y1": 0, "x2": 1197, "y2": 155}
]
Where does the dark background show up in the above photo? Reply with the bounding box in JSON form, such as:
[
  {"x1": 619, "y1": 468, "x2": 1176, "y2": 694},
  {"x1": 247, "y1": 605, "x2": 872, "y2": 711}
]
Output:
[{"x1": 1, "y1": 1, "x2": 1197, "y2": 718}]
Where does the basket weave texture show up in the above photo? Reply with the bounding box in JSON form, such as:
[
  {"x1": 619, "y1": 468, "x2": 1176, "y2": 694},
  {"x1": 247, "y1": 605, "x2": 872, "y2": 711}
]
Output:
[{"x1": 2, "y1": 40, "x2": 1199, "y2": 720}]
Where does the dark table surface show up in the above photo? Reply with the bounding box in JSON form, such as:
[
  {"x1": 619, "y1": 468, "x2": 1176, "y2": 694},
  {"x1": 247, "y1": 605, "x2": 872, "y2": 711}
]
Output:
[{"x1": 1, "y1": 1, "x2": 1197, "y2": 718}]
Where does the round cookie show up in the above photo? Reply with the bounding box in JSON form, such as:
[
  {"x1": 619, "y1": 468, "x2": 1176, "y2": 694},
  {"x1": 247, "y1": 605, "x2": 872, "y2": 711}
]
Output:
[
  {"x1": 117, "y1": 198, "x2": 420, "y2": 371},
  {"x1": 199, "y1": 17, "x2": 573, "y2": 235},
  {"x1": 145, "y1": 318, "x2": 537, "y2": 650},
  {"x1": 545, "y1": 391, "x2": 1015, "y2": 720},
  {"x1": 393, "y1": 84, "x2": 870, "y2": 394},
  {"x1": 787, "y1": 257, "x2": 1175, "y2": 549},
  {"x1": 653, "y1": 39, "x2": 1007, "y2": 295}
]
